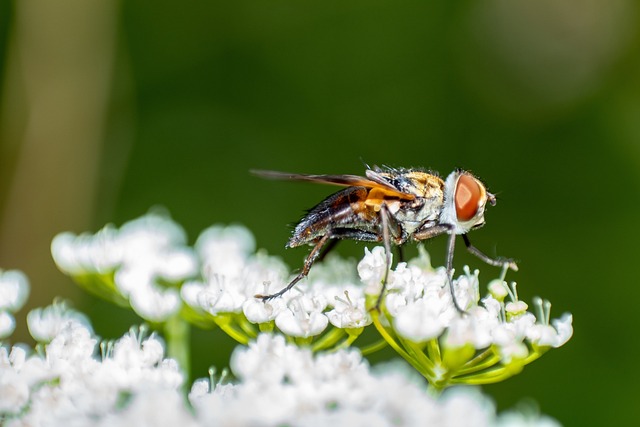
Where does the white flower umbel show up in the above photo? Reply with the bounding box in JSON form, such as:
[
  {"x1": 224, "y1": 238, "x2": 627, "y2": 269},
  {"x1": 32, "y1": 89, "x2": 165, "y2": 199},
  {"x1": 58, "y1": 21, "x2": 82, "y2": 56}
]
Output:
[
  {"x1": 189, "y1": 333, "x2": 561, "y2": 427},
  {"x1": 51, "y1": 212, "x2": 198, "y2": 321},
  {"x1": 0, "y1": 269, "x2": 30, "y2": 339},
  {"x1": 50, "y1": 213, "x2": 201, "y2": 376},
  {"x1": 181, "y1": 226, "x2": 368, "y2": 350},
  {"x1": 363, "y1": 247, "x2": 573, "y2": 390},
  {"x1": 0, "y1": 314, "x2": 185, "y2": 426},
  {"x1": 0, "y1": 313, "x2": 561, "y2": 426}
]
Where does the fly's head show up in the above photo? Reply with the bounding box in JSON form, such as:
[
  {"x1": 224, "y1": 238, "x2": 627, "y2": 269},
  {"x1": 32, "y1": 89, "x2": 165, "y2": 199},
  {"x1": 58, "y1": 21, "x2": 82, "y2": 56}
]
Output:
[{"x1": 440, "y1": 169, "x2": 495, "y2": 235}]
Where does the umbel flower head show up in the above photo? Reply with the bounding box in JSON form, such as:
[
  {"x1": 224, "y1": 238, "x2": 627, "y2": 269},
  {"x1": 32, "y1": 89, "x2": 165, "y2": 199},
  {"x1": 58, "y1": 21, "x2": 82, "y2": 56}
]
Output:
[
  {"x1": 0, "y1": 306, "x2": 560, "y2": 426},
  {"x1": 51, "y1": 213, "x2": 198, "y2": 322},
  {"x1": 360, "y1": 246, "x2": 572, "y2": 389}
]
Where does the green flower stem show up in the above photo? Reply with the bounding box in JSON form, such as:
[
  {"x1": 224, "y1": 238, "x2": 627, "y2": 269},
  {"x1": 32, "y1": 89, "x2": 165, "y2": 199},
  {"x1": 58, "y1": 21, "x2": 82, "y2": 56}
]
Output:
[
  {"x1": 74, "y1": 273, "x2": 129, "y2": 307},
  {"x1": 333, "y1": 327, "x2": 363, "y2": 351},
  {"x1": 258, "y1": 321, "x2": 275, "y2": 333},
  {"x1": 180, "y1": 305, "x2": 217, "y2": 330},
  {"x1": 371, "y1": 310, "x2": 431, "y2": 380},
  {"x1": 294, "y1": 336, "x2": 313, "y2": 346},
  {"x1": 528, "y1": 346, "x2": 550, "y2": 361},
  {"x1": 371, "y1": 310, "x2": 411, "y2": 359},
  {"x1": 425, "y1": 338, "x2": 442, "y2": 365},
  {"x1": 237, "y1": 316, "x2": 258, "y2": 339},
  {"x1": 398, "y1": 337, "x2": 438, "y2": 379},
  {"x1": 451, "y1": 364, "x2": 523, "y2": 385},
  {"x1": 164, "y1": 314, "x2": 191, "y2": 380},
  {"x1": 214, "y1": 314, "x2": 250, "y2": 344},
  {"x1": 312, "y1": 328, "x2": 345, "y2": 352},
  {"x1": 455, "y1": 348, "x2": 501, "y2": 376},
  {"x1": 359, "y1": 339, "x2": 388, "y2": 355}
]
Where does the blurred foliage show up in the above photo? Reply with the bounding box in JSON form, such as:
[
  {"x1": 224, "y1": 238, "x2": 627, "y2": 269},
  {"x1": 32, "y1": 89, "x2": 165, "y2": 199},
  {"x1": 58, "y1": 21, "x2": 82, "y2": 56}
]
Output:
[{"x1": 2, "y1": 1, "x2": 640, "y2": 425}]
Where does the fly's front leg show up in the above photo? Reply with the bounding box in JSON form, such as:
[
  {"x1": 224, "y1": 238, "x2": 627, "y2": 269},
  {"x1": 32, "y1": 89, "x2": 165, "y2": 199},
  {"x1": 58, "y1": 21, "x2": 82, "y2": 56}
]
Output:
[
  {"x1": 257, "y1": 234, "x2": 332, "y2": 301},
  {"x1": 445, "y1": 232, "x2": 467, "y2": 314},
  {"x1": 462, "y1": 234, "x2": 518, "y2": 272},
  {"x1": 413, "y1": 224, "x2": 467, "y2": 314}
]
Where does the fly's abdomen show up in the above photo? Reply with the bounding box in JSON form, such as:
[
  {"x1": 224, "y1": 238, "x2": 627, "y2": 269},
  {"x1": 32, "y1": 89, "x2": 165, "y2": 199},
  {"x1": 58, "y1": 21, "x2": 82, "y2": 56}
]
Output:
[{"x1": 287, "y1": 186, "x2": 372, "y2": 247}]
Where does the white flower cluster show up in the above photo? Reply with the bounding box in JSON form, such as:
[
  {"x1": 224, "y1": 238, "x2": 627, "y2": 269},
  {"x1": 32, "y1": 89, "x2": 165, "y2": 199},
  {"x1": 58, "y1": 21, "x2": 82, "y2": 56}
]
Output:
[
  {"x1": 190, "y1": 333, "x2": 559, "y2": 427},
  {"x1": 0, "y1": 304, "x2": 561, "y2": 427},
  {"x1": 52, "y1": 213, "x2": 199, "y2": 322},
  {"x1": 0, "y1": 270, "x2": 29, "y2": 339},
  {"x1": 182, "y1": 228, "x2": 371, "y2": 337},
  {"x1": 0, "y1": 303, "x2": 182, "y2": 426},
  {"x1": 359, "y1": 246, "x2": 573, "y2": 386},
  {"x1": 52, "y1": 214, "x2": 371, "y2": 338},
  {"x1": 360, "y1": 246, "x2": 572, "y2": 352}
]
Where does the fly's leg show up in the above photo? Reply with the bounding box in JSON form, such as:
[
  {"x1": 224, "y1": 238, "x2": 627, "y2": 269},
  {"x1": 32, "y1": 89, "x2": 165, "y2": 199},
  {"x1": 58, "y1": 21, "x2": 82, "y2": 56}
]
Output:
[
  {"x1": 462, "y1": 234, "x2": 518, "y2": 272},
  {"x1": 373, "y1": 204, "x2": 403, "y2": 311},
  {"x1": 316, "y1": 238, "x2": 340, "y2": 263},
  {"x1": 445, "y1": 232, "x2": 467, "y2": 314},
  {"x1": 413, "y1": 224, "x2": 467, "y2": 314},
  {"x1": 257, "y1": 234, "x2": 332, "y2": 301}
]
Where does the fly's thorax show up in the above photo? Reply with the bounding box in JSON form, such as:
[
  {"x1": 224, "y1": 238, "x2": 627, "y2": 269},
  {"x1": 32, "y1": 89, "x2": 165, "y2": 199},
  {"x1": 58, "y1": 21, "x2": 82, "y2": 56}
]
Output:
[
  {"x1": 392, "y1": 194, "x2": 443, "y2": 235},
  {"x1": 440, "y1": 170, "x2": 492, "y2": 235}
]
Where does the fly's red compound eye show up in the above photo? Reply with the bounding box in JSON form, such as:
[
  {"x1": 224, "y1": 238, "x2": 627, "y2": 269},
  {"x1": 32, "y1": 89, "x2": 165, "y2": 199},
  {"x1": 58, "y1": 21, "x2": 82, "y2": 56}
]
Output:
[{"x1": 455, "y1": 174, "x2": 482, "y2": 221}]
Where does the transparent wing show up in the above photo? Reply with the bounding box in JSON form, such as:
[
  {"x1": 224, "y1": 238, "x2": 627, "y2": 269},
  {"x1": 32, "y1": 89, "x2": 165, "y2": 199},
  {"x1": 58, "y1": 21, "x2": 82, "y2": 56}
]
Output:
[{"x1": 251, "y1": 169, "x2": 415, "y2": 200}]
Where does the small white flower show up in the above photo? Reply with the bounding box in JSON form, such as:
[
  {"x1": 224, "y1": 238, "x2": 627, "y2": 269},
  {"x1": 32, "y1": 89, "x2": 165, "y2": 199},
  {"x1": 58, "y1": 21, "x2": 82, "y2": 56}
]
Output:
[
  {"x1": 506, "y1": 300, "x2": 529, "y2": 317},
  {"x1": 116, "y1": 267, "x2": 182, "y2": 322},
  {"x1": 0, "y1": 269, "x2": 30, "y2": 312},
  {"x1": 443, "y1": 307, "x2": 498, "y2": 350},
  {"x1": 357, "y1": 246, "x2": 390, "y2": 294},
  {"x1": 0, "y1": 311, "x2": 16, "y2": 339},
  {"x1": 230, "y1": 333, "x2": 289, "y2": 384},
  {"x1": 275, "y1": 296, "x2": 328, "y2": 337},
  {"x1": 326, "y1": 291, "x2": 370, "y2": 329},
  {"x1": 0, "y1": 358, "x2": 30, "y2": 414},
  {"x1": 439, "y1": 387, "x2": 497, "y2": 427},
  {"x1": 527, "y1": 313, "x2": 573, "y2": 348},
  {"x1": 496, "y1": 409, "x2": 562, "y2": 427},
  {"x1": 488, "y1": 278, "x2": 509, "y2": 300},
  {"x1": 129, "y1": 283, "x2": 181, "y2": 322},
  {"x1": 552, "y1": 313, "x2": 573, "y2": 347},
  {"x1": 97, "y1": 389, "x2": 198, "y2": 427},
  {"x1": 27, "y1": 302, "x2": 92, "y2": 343},
  {"x1": 45, "y1": 321, "x2": 97, "y2": 364},
  {"x1": 196, "y1": 224, "x2": 256, "y2": 277},
  {"x1": 51, "y1": 227, "x2": 122, "y2": 275},
  {"x1": 242, "y1": 297, "x2": 286, "y2": 324},
  {"x1": 118, "y1": 213, "x2": 188, "y2": 258},
  {"x1": 154, "y1": 247, "x2": 199, "y2": 283},
  {"x1": 190, "y1": 276, "x2": 246, "y2": 315},
  {"x1": 394, "y1": 297, "x2": 450, "y2": 342}
]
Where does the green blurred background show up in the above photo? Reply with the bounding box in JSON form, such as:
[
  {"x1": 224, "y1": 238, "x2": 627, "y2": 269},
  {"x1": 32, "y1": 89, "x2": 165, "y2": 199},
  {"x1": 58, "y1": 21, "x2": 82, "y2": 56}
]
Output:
[{"x1": 1, "y1": 1, "x2": 639, "y2": 425}]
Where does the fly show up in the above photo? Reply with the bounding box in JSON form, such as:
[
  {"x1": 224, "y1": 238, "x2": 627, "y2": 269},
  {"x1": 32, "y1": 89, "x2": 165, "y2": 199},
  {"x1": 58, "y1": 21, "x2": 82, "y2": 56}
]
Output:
[{"x1": 251, "y1": 166, "x2": 517, "y2": 312}]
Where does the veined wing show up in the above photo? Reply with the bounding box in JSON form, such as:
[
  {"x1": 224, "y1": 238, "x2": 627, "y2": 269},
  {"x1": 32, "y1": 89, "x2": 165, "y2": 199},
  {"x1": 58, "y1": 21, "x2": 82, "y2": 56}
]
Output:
[{"x1": 251, "y1": 169, "x2": 416, "y2": 200}]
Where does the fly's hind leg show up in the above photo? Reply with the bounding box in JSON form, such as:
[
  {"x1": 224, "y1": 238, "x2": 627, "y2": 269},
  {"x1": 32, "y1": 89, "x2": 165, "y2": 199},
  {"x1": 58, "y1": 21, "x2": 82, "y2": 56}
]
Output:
[
  {"x1": 257, "y1": 229, "x2": 380, "y2": 301},
  {"x1": 257, "y1": 234, "x2": 333, "y2": 301},
  {"x1": 316, "y1": 238, "x2": 340, "y2": 263}
]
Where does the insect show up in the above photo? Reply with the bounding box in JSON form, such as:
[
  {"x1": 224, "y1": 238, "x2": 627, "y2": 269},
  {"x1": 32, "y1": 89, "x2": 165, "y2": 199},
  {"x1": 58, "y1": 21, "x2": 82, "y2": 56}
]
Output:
[{"x1": 252, "y1": 166, "x2": 517, "y2": 311}]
